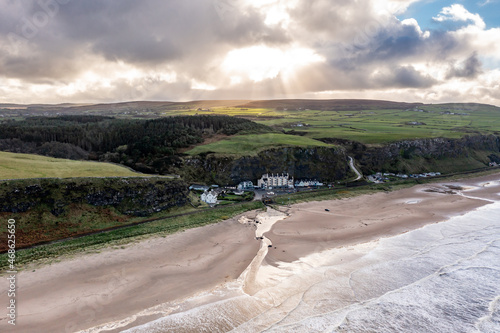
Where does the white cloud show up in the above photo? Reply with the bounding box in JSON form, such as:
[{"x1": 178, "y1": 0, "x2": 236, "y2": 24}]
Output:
[
  {"x1": 402, "y1": 18, "x2": 430, "y2": 38},
  {"x1": 478, "y1": 0, "x2": 497, "y2": 7},
  {"x1": 222, "y1": 45, "x2": 324, "y2": 82},
  {"x1": 433, "y1": 4, "x2": 486, "y2": 29}
]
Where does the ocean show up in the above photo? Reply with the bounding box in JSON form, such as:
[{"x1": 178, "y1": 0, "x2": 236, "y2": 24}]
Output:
[{"x1": 122, "y1": 201, "x2": 500, "y2": 333}]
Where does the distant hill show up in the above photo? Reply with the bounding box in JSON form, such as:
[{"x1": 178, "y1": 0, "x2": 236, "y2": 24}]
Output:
[
  {"x1": 3, "y1": 99, "x2": 499, "y2": 115},
  {"x1": 3, "y1": 100, "x2": 251, "y2": 114},
  {"x1": 236, "y1": 99, "x2": 423, "y2": 111}
]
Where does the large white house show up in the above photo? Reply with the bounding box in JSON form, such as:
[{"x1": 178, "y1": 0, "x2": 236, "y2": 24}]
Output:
[
  {"x1": 237, "y1": 181, "x2": 254, "y2": 190},
  {"x1": 200, "y1": 190, "x2": 218, "y2": 206},
  {"x1": 257, "y1": 173, "x2": 294, "y2": 189}
]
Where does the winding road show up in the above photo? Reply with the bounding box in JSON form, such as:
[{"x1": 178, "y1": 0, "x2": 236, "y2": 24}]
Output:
[{"x1": 349, "y1": 156, "x2": 363, "y2": 181}]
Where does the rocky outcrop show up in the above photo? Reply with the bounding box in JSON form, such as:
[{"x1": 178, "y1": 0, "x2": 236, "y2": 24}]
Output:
[
  {"x1": 181, "y1": 146, "x2": 352, "y2": 185},
  {"x1": 0, "y1": 177, "x2": 189, "y2": 216},
  {"x1": 320, "y1": 134, "x2": 500, "y2": 174}
]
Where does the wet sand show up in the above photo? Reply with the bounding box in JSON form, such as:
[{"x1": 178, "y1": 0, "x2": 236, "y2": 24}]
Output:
[
  {"x1": 1, "y1": 172, "x2": 499, "y2": 332},
  {"x1": 265, "y1": 181, "x2": 492, "y2": 264}
]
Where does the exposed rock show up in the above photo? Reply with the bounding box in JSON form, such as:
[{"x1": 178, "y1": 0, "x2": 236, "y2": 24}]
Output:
[
  {"x1": 181, "y1": 146, "x2": 351, "y2": 185},
  {"x1": 320, "y1": 134, "x2": 500, "y2": 174},
  {"x1": 0, "y1": 178, "x2": 189, "y2": 216}
]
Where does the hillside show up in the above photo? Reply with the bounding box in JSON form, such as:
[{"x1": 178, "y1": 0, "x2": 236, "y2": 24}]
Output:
[
  {"x1": 3, "y1": 99, "x2": 499, "y2": 146},
  {"x1": 1, "y1": 99, "x2": 500, "y2": 184},
  {"x1": 0, "y1": 114, "x2": 272, "y2": 175},
  {"x1": 236, "y1": 99, "x2": 423, "y2": 111},
  {"x1": 0, "y1": 151, "x2": 143, "y2": 180},
  {"x1": 186, "y1": 133, "x2": 334, "y2": 156},
  {"x1": 0, "y1": 177, "x2": 190, "y2": 250},
  {"x1": 0, "y1": 100, "x2": 251, "y2": 117}
]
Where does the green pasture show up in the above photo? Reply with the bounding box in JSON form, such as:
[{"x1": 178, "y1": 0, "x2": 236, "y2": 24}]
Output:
[
  {"x1": 0, "y1": 151, "x2": 144, "y2": 180},
  {"x1": 187, "y1": 105, "x2": 500, "y2": 144},
  {"x1": 154, "y1": 103, "x2": 500, "y2": 145},
  {"x1": 185, "y1": 133, "x2": 333, "y2": 156}
]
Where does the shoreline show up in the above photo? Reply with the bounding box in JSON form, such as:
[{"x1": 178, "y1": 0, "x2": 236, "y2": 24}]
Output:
[
  {"x1": 264, "y1": 179, "x2": 494, "y2": 265},
  {"x1": 1, "y1": 172, "x2": 499, "y2": 332}
]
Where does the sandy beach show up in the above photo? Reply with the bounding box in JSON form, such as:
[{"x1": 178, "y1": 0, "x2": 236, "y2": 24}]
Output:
[
  {"x1": 0, "y1": 216, "x2": 260, "y2": 333},
  {"x1": 1, "y1": 172, "x2": 499, "y2": 332},
  {"x1": 265, "y1": 181, "x2": 491, "y2": 264}
]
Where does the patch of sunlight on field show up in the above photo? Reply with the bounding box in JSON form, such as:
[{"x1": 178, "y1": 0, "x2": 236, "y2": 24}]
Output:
[
  {"x1": 185, "y1": 133, "x2": 333, "y2": 156},
  {"x1": 0, "y1": 151, "x2": 143, "y2": 180}
]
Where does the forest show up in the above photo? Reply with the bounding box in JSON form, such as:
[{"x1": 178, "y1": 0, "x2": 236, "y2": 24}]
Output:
[{"x1": 0, "y1": 115, "x2": 271, "y2": 174}]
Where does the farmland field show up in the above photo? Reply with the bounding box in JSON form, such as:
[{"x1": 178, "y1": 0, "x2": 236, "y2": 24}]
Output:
[
  {"x1": 0, "y1": 151, "x2": 144, "y2": 180},
  {"x1": 4, "y1": 99, "x2": 500, "y2": 146},
  {"x1": 191, "y1": 104, "x2": 500, "y2": 144},
  {"x1": 173, "y1": 102, "x2": 500, "y2": 153},
  {"x1": 185, "y1": 133, "x2": 334, "y2": 156}
]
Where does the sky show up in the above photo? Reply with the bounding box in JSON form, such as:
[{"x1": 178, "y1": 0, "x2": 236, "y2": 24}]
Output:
[{"x1": 1, "y1": 0, "x2": 499, "y2": 105}]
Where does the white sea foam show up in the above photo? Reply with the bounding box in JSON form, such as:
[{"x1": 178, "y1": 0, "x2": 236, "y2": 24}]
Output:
[{"x1": 123, "y1": 202, "x2": 500, "y2": 333}]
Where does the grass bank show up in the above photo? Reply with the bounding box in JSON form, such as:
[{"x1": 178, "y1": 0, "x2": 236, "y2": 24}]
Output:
[{"x1": 0, "y1": 151, "x2": 143, "y2": 180}]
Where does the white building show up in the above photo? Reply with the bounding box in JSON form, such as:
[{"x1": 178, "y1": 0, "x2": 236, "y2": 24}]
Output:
[
  {"x1": 257, "y1": 173, "x2": 294, "y2": 189},
  {"x1": 190, "y1": 184, "x2": 209, "y2": 191},
  {"x1": 295, "y1": 180, "x2": 324, "y2": 187},
  {"x1": 200, "y1": 190, "x2": 218, "y2": 206},
  {"x1": 237, "y1": 181, "x2": 254, "y2": 190}
]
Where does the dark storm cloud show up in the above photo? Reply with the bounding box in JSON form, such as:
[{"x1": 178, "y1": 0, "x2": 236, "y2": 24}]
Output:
[
  {"x1": 374, "y1": 66, "x2": 437, "y2": 88},
  {"x1": 0, "y1": 0, "x2": 288, "y2": 81},
  {"x1": 446, "y1": 52, "x2": 483, "y2": 79},
  {"x1": 329, "y1": 20, "x2": 462, "y2": 69},
  {"x1": 280, "y1": 0, "x2": 447, "y2": 91},
  {"x1": 54, "y1": 0, "x2": 288, "y2": 63},
  {"x1": 284, "y1": 0, "x2": 488, "y2": 92}
]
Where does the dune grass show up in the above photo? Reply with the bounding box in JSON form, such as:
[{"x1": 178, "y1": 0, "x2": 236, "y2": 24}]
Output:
[{"x1": 0, "y1": 151, "x2": 144, "y2": 180}]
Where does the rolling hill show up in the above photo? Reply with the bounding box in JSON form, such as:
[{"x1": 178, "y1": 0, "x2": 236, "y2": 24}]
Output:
[{"x1": 0, "y1": 151, "x2": 144, "y2": 180}]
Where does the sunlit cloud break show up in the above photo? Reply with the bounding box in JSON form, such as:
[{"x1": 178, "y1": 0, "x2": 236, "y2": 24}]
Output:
[{"x1": 0, "y1": 0, "x2": 499, "y2": 105}]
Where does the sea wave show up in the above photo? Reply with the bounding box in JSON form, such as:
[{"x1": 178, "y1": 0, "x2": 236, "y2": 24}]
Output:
[{"x1": 122, "y1": 202, "x2": 500, "y2": 333}]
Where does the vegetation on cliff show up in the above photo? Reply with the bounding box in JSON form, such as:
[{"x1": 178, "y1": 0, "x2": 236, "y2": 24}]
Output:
[
  {"x1": 0, "y1": 201, "x2": 265, "y2": 271},
  {"x1": 320, "y1": 135, "x2": 500, "y2": 175},
  {"x1": 182, "y1": 146, "x2": 352, "y2": 185},
  {"x1": 0, "y1": 177, "x2": 190, "y2": 250}
]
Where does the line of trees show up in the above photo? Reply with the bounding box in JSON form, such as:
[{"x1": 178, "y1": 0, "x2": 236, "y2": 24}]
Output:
[{"x1": 0, "y1": 115, "x2": 271, "y2": 174}]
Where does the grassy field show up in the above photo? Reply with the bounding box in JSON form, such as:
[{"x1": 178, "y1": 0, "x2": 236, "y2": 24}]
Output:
[
  {"x1": 178, "y1": 103, "x2": 500, "y2": 145},
  {"x1": 4, "y1": 100, "x2": 500, "y2": 148},
  {"x1": 186, "y1": 133, "x2": 334, "y2": 156},
  {"x1": 0, "y1": 151, "x2": 144, "y2": 180}
]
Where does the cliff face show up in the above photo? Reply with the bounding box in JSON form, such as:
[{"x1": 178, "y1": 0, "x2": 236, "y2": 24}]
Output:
[
  {"x1": 182, "y1": 147, "x2": 352, "y2": 185},
  {"x1": 321, "y1": 134, "x2": 500, "y2": 173},
  {"x1": 0, "y1": 178, "x2": 190, "y2": 216}
]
